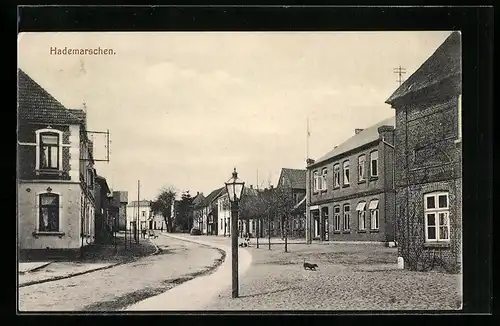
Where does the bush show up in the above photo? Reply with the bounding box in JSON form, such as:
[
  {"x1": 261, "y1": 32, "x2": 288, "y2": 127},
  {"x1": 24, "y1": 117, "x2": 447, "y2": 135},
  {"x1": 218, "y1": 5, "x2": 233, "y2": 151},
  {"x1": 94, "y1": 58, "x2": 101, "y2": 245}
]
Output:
[{"x1": 190, "y1": 228, "x2": 202, "y2": 236}]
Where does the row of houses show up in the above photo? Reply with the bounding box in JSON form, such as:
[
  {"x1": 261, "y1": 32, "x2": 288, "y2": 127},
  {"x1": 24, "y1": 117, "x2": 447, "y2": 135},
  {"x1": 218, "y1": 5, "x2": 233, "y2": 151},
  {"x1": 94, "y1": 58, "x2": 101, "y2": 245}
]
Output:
[
  {"x1": 304, "y1": 31, "x2": 462, "y2": 271},
  {"x1": 17, "y1": 69, "x2": 129, "y2": 260},
  {"x1": 185, "y1": 32, "x2": 462, "y2": 272},
  {"x1": 191, "y1": 169, "x2": 307, "y2": 239}
]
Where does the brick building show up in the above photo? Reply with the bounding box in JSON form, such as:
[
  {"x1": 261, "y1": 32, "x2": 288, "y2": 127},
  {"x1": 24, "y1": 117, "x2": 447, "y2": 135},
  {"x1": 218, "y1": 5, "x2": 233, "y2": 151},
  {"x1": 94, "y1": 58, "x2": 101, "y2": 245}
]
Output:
[
  {"x1": 385, "y1": 31, "x2": 462, "y2": 273},
  {"x1": 17, "y1": 69, "x2": 97, "y2": 260},
  {"x1": 305, "y1": 116, "x2": 396, "y2": 244},
  {"x1": 94, "y1": 175, "x2": 114, "y2": 244},
  {"x1": 112, "y1": 191, "x2": 128, "y2": 231}
]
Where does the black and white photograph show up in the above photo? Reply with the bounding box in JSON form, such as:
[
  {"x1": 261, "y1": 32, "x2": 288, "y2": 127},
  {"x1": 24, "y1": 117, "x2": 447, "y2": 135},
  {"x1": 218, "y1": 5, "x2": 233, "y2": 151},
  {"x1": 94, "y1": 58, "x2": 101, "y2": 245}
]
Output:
[{"x1": 17, "y1": 28, "x2": 465, "y2": 312}]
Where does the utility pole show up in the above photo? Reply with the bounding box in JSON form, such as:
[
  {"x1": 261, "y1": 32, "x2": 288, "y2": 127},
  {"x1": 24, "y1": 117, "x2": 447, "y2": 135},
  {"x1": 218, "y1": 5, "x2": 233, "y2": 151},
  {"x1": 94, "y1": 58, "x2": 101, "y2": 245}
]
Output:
[
  {"x1": 137, "y1": 180, "x2": 140, "y2": 244},
  {"x1": 393, "y1": 65, "x2": 407, "y2": 86}
]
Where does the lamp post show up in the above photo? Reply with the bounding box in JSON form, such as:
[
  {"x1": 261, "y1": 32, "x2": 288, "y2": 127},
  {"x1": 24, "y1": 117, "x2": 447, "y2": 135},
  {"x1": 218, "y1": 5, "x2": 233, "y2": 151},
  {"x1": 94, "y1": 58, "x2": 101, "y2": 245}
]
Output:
[{"x1": 225, "y1": 167, "x2": 245, "y2": 299}]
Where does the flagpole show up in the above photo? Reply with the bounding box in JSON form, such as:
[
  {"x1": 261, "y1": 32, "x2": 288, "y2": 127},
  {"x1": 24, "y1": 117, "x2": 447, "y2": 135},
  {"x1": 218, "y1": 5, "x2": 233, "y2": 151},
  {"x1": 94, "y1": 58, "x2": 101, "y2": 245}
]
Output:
[{"x1": 306, "y1": 117, "x2": 310, "y2": 160}]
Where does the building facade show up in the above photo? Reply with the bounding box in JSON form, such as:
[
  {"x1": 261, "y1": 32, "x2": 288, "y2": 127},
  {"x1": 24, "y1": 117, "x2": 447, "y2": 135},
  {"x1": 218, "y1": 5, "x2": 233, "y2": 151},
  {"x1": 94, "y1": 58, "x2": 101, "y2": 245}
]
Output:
[
  {"x1": 386, "y1": 31, "x2": 462, "y2": 273},
  {"x1": 94, "y1": 175, "x2": 114, "y2": 244},
  {"x1": 113, "y1": 191, "x2": 128, "y2": 231},
  {"x1": 18, "y1": 69, "x2": 97, "y2": 259},
  {"x1": 126, "y1": 200, "x2": 151, "y2": 231},
  {"x1": 276, "y1": 168, "x2": 307, "y2": 239},
  {"x1": 306, "y1": 116, "x2": 396, "y2": 244}
]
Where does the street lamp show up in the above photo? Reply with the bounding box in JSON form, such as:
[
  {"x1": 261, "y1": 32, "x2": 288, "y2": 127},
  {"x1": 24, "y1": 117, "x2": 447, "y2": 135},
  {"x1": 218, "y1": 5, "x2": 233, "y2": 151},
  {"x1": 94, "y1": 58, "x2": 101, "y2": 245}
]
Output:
[{"x1": 225, "y1": 167, "x2": 245, "y2": 299}]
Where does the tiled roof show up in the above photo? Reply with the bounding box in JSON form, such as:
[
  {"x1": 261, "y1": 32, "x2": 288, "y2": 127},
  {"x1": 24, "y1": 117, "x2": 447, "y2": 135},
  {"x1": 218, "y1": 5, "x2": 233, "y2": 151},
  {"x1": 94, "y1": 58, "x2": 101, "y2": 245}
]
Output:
[
  {"x1": 386, "y1": 31, "x2": 461, "y2": 105},
  {"x1": 201, "y1": 187, "x2": 225, "y2": 207},
  {"x1": 279, "y1": 168, "x2": 307, "y2": 190},
  {"x1": 313, "y1": 116, "x2": 395, "y2": 165},
  {"x1": 128, "y1": 200, "x2": 151, "y2": 207},
  {"x1": 192, "y1": 193, "x2": 206, "y2": 208},
  {"x1": 18, "y1": 69, "x2": 86, "y2": 126}
]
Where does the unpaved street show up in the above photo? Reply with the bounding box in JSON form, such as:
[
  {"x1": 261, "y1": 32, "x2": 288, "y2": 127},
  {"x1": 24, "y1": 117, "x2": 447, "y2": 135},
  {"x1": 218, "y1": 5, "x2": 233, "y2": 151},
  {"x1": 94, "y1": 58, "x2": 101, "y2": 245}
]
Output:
[{"x1": 18, "y1": 234, "x2": 224, "y2": 311}]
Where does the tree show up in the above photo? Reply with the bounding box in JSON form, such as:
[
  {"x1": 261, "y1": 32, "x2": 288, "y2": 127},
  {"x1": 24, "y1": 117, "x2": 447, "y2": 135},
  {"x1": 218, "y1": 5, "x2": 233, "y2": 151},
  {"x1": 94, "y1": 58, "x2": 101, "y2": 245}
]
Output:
[
  {"x1": 150, "y1": 186, "x2": 176, "y2": 233},
  {"x1": 274, "y1": 183, "x2": 295, "y2": 252},
  {"x1": 176, "y1": 190, "x2": 194, "y2": 232}
]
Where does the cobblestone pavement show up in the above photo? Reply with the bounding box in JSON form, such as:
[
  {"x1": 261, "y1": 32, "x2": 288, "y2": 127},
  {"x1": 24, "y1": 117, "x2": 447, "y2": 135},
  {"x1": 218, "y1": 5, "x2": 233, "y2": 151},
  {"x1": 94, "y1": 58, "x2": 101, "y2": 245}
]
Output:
[
  {"x1": 18, "y1": 234, "x2": 223, "y2": 312},
  {"x1": 202, "y1": 242, "x2": 462, "y2": 311}
]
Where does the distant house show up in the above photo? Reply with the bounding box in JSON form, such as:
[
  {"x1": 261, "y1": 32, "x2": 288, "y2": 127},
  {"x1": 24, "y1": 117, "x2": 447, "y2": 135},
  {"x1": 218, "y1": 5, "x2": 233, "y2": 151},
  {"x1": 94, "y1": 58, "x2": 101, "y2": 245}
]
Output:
[
  {"x1": 112, "y1": 191, "x2": 128, "y2": 231},
  {"x1": 191, "y1": 192, "x2": 205, "y2": 231},
  {"x1": 17, "y1": 69, "x2": 97, "y2": 260},
  {"x1": 198, "y1": 187, "x2": 225, "y2": 235},
  {"x1": 127, "y1": 200, "x2": 151, "y2": 231},
  {"x1": 94, "y1": 175, "x2": 114, "y2": 244},
  {"x1": 385, "y1": 31, "x2": 462, "y2": 272},
  {"x1": 277, "y1": 168, "x2": 307, "y2": 239},
  {"x1": 306, "y1": 116, "x2": 396, "y2": 244}
]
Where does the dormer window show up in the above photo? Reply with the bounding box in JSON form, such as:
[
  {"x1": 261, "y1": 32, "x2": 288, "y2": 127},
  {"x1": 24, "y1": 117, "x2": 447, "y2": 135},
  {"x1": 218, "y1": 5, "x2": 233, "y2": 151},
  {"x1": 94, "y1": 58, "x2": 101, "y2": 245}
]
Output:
[{"x1": 36, "y1": 129, "x2": 63, "y2": 172}]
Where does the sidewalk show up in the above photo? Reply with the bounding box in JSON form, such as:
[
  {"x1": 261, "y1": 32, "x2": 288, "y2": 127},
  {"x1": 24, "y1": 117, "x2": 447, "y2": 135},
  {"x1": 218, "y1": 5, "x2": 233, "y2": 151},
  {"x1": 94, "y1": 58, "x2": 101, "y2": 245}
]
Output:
[
  {"x1": 126, "y1": 233, "x2": 252, "y2": 311},
  {"x1": 18, "y1": 232, "x2": 158, "y2": 287}
]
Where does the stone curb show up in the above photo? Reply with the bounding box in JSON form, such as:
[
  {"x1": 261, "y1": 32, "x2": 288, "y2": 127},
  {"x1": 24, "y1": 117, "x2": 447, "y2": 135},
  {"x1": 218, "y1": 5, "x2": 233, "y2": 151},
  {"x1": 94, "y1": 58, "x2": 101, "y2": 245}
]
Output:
[
  {"x1": 19, "y1": 238, "x2": 159, "y2": 288},
  {"x1": 18, "y1": 262, "x2": 53, "y2": 275}
]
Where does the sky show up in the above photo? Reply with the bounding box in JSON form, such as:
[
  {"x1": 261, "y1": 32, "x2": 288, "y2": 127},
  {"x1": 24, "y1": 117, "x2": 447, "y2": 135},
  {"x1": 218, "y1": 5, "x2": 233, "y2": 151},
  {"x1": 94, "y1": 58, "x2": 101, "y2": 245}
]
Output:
[{"x1": 18, "y1": 31, "x2": 452, "y2": 201}]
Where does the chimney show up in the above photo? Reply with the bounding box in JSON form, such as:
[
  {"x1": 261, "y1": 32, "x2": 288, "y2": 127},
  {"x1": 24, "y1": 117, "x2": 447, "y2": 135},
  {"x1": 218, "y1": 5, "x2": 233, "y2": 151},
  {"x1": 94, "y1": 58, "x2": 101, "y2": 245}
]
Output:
[
  {"x1": 355, "y1": 128, "x2": 364, "y2": 135},
  {"x1": 250, "y1": 185, "x2": 253, "y2": 189},
  {"x1": 197, "y1": 191, "x2": 199, "y2": 196}
]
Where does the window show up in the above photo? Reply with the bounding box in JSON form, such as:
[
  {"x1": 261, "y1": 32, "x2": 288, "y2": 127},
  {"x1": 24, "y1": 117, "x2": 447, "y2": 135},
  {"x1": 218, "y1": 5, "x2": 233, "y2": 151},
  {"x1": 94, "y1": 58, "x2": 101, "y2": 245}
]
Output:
[
  {"x1": 321, "y1": 168, "x2": 328, "y2": 190},
  {"x1": 39, "y1": 132, "x2": 60, "y2": 170},
  {"x1": 39, "y1": 193, "x2": 60, "y2": 232},
  {"x1": 370, "y1": 151, "x2": 379, "y2": 177},
  {"x1": 369, "y1": 200, "x2": 379, "y2": 230},
  {"x1": 424, "y1": 192, "x2": 450, "y2": 242},
  {"x1": 343, "y1": 204, "x2": 350, "y2": 231},
  {"x1": 142, "y1": 211, "x2": 145, "y2": 217},
  {"x1": 358, "y1": 155, "x2": 366, "y2": 181},
  {"x1": 356, "y1": 201, "x2": 366, "y2": 231},
  {"x1": 343, "y1": 161, "x2": 350, "y2": 185},
  {"x1": 220, "y1": 219, "x2": 223, "y2": 228},
  {"x1": 313, "y1": 171, "x2": 319, "y2": 192},
  {"x1": 333, "y1": 164, "x2": 340, "y2": 188},
  {"x1": 333, "y1": 206, "x2": 341, "y2": 231},
  {"x1": 87, "y1": 168, "x2": 94, "y2": 189}
]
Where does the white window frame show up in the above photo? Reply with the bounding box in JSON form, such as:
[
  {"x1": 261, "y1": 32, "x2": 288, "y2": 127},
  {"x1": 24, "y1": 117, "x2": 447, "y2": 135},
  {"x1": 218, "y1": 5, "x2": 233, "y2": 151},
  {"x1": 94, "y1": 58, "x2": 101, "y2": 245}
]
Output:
[
  {"x1": 35, "y1": 128, "x2": 63, "y2": 171},
  {"x1": 343, "y1": 204, "x2": 350, "y2": 231},
  {"x1": 358, "y1": 155, "x2": 366, "y2": 181},
  {"x1": 35, "y1": 191, "x2": 63, "y2": 233},
  {"x1": 370, "y1": 150, "x2": 379, "y2": 177},
  {"x1": 333, "y1": 206, "x2": 341, "y2": 231},
  {"x1": 333, "y1": 164, "x2": 340, "y2": 188},
  {"x1": 313, "y1": 170, "x2": 319, "y2": 192},
  {"x1": 424, "y1": 192, "x2": 450, "y2": 243},
  {"x1": 356, "y1": 201, "x2": 366, "y2": 231},
  {"x1": 343, "y1": 160, "x2": 350, "y2": 186},
  {"x1": 321, "y1": 168, "x2": 328, "y2": 191},
  {"x1": 369, "y1": 199, "x2": 379, "y2": 230}
]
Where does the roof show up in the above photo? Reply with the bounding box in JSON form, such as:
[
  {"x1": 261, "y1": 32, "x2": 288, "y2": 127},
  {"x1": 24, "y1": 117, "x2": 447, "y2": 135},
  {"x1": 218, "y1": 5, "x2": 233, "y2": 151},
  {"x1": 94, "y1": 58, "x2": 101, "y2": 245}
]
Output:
[
  {"x1": 192, "y1": 193, "x2": 206, "y2": 208},
  {"x1": 18, "y1": 69, "x2": 87, "y2": 126},
  {"x1": 386, "y1": 31, "x2": 461, "y2": 105},
  {"x1": 278, "y1": 168, "x2": 307, "y2": 190},
  {"x1": 127, "y1": 200, "x2": 151, "y2": 207},
  {"x1": 201, "y1": 187, "x2": 225, "y2": 207},
  {"x1": 312, "y1": 116, "x2": 395, "y2": 165},
  {"x1": 95, "y1": 175, "x2": 110, "y2": 194}
]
